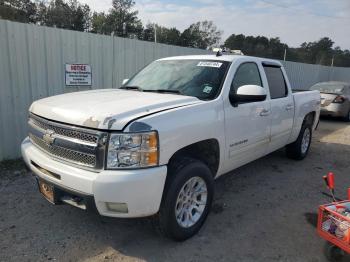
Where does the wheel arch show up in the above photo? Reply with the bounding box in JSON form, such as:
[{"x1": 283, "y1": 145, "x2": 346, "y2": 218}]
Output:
[
  {"x1": 167, "y1": 138, "x2": 220, "y2": 178},
  {"x1": 303, "y1": 111, "x2": 316, "y2": 128}
]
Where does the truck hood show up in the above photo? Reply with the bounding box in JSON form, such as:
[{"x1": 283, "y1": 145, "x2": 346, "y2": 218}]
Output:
[{"x1": 29, "y1": 89, "x2": 201, "y2": 130}]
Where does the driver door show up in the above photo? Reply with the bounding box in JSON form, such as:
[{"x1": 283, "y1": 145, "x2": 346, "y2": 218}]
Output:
[{"x1": 223, "y1": 62, "x2": 271, "y2": 171}]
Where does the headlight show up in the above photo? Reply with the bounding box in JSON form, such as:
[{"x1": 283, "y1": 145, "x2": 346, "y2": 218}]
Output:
[{"x1": 106, "y1": 131, "x2": 158, "y2": 169}]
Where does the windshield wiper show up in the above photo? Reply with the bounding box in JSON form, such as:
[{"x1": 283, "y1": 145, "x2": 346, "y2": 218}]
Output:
[
  {"x1": 120, "y1": 86, "x2": 143, "y2": 91},
  {"x1": 143, "y1": 89, "x2": 183, "y2": 95},
  {"x1": 120, "y1": 87, "x2": 184, "y2": 95}
]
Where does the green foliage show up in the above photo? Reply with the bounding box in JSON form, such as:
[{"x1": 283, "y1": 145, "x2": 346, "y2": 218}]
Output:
[
  {"x1": 142, "y1": 23, "x2": 155, "y2": 42},
  {"x1": 225, "y1": 34, "x2": 285, "y2": 59},
  {"x1": 143, "y1": 23, "x2": 181, "y2": 45},
  {"x1": 91, "y1": 0, "x2": 143, "y2": 38},
  {"x1": 40, "y1": 0, "x2": 90, "y2": 31},
  {"x1": 225, "y1": 34, "x2": 350, "y2": 67},
  {"x1": 180, "y1": 20, "x2": 222, "y2": 49},
  {"x1": 90, "y1": 12, "x2": 108, "y2": 34},
  {"x1": 0, "y1": 0, "x2": 37, "y2": 23},
  {"x1": 293, "y1": 37, "x2": 334, "y2": 65}
]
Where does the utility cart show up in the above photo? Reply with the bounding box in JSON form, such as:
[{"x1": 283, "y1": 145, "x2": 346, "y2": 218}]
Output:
[{"x1": 317, "y1": 172, "x2": 350, "y2": 261}]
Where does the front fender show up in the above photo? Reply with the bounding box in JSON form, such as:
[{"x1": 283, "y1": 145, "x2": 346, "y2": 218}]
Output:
[{"x1": 124, "y1": 100, "x2": 226, "y2": 176}]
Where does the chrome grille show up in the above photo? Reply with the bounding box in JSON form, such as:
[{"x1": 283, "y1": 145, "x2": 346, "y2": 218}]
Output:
[
  {"x1": 29, "y1": 134, "x2": 97, "y2": 167},
  {"x1": 28, "y1": 114, "x2": 107, "y2": 170},
  {"x1": 30, "y1": 116, "x2": 98, "y2": 143}
]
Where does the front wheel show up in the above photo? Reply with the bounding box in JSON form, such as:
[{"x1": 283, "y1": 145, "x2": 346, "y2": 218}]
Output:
[
  {"x1": 286, "y1": 124, "x2": 312, "y2": 160},
  {"x1": 157, "y1": 157, "x2": 214, "y2": 241}
]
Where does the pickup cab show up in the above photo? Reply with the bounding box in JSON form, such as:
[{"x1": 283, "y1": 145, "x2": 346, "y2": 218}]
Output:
[{"x1": 21, "y1": 54, "x2": 321, "y2": 240}]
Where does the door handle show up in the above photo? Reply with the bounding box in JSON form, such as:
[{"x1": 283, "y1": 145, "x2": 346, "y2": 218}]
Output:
[
  {"x1": 259, "y1": 109, "x2": 270, "y2": 116},
  {"x1": 285, "y1": 104, "x2": 294, "y2": 111}
]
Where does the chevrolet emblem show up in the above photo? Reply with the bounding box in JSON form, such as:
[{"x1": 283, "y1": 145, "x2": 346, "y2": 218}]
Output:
[{"x1": 43, "y1": 129, "x2": 56, "y2": 145}]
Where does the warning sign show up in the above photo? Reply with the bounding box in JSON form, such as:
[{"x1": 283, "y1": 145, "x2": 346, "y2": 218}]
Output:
[{"x1": 65, "y1": 64, "x2": 92, "y2": 86}]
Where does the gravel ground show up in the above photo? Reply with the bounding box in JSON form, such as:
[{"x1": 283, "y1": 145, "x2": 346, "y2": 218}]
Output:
[{"x1": 1, "y1": 119, "x2": 350, "y2": 262}]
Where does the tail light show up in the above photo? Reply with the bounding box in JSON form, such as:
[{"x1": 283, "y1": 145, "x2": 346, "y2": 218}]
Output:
[{"x1": 333, "y1": 95, "x2": 345, "y2": 103}]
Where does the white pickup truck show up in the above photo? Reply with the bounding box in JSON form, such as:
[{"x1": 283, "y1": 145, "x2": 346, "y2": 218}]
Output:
[{"x1": 21, "y1": 54, "x2": 320, "y2": 240}]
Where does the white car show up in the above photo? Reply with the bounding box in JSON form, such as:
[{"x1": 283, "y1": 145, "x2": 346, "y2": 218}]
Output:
[{"x1": 21, "y1": 54, "x2": 320, "y2": 240}]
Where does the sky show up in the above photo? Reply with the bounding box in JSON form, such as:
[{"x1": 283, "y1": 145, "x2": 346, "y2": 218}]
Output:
[{"x1": 80, "y1": 0, "x2": 350, "y2": 49}]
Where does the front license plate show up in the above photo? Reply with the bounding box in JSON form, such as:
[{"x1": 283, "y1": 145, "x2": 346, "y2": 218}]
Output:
[{"x1": 38, "y1": 179, "x2": 55, "y2": 203}]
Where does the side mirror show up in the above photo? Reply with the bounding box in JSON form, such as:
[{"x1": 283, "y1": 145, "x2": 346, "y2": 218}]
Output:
[
  {"x1": 229, "y1": 85, "x2": 267, "y2": 105},
  {"x1": 122, "y1": 79, "x2": 129, "y2": 85}
]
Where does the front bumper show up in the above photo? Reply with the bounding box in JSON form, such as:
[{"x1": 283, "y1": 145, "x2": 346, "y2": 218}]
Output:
[{"x1": 21, "y1": 137, "x2": 167, "y2": 218}]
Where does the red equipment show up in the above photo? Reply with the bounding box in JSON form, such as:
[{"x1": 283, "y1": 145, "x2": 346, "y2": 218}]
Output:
[
  {"x1": 318, "y1": 172, "x2": 350, "y2": 260},
  {"x1": 323, "y1": 172, "x2": 336, "y2": 201}
]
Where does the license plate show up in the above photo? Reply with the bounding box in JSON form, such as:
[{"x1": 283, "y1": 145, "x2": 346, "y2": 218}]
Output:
[{"x1": 38, "y1": 179, "x2": 55, "y2": 204}]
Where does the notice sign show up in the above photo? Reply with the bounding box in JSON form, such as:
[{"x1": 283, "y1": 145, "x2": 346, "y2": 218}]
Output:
[{"x1": 65, "y1": 64, "x2": 92, "y2": 86}]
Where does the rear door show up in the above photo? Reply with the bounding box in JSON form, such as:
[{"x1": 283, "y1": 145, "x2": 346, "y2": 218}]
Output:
[
  {"x1": 262, "y1": 64, "x2": 294, "y2": 152},
  {"x1": 223, "y1": 62, "x2": 271, "y2": 170}
]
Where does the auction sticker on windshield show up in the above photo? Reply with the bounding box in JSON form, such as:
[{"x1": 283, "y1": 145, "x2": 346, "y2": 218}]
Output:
[{"x1": 197, "y1": 61, "x2": 223, "y2": 68}]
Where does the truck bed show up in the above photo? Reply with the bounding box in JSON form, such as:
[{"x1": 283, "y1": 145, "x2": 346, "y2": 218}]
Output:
[{"x1": 288, "y1": 90, "x2": 321, "y2": 143}]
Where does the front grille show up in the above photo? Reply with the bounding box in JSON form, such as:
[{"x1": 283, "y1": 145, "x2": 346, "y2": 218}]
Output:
[
  {"x1": 30, "y1": 116, "x2": 98, "y2": 144},
  {"x1": 28, "y1": 114, "x2": 107, "y2": 169},
  {"x1": 30, "y1": 134, "x2": 97, "y2": 167}
]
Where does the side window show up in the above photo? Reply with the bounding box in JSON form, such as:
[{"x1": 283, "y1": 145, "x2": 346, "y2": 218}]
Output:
[
  {"x1": 263, "y1": 66, "x2": 288, "y2": 99},
  {"x1": 231, "y1": 63, "x2": 262, "y2": 93}
]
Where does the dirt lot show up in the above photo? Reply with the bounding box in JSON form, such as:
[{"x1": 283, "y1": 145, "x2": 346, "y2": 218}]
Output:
[{"x1": 1, "y1": 119, "x2": 350, "y2": 262}]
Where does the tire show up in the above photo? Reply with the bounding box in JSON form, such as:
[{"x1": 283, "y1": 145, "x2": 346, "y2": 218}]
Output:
[
  {"x1": 156, "y1": 157, "x2": 214, "y2": 241},
  {"x1": 286, "y1": 123, "x2": 312, "y2": 160}
]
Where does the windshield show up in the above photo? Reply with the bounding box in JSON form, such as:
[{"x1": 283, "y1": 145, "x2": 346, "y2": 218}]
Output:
[
  {"x1": 123, "y1": 59, "x2": 230, "y2": 100},
  {"x1": 310, "y1": 82, "x2": 345, "y2": 94}
]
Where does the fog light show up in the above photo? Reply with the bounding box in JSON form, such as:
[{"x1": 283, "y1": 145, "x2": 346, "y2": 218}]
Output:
[{"x1": 106, "y1": 202, "x2": 128, "y2": 213}]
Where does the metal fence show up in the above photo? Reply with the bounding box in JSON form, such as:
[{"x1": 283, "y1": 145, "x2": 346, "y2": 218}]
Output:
[
  {"x1": 279, "y1": 61, "x2": 350, "y2": 90},
  {"x1": 1, "y1": 19, "x2": 350, "y2": 161}
]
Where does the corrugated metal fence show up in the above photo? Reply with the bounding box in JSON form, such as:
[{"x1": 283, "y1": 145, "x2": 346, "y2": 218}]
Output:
[
  {"x1": 280, "y1": 61, "x2": 350, "y2": 90},
  {"x1": 0, "y1": 19, "x2": 350, "y2": 160}
]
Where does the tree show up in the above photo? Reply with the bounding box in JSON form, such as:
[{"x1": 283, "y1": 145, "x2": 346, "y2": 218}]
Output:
[
  {"x1": 91, "y1": 0, "x2": 143, "y2": 38},
  {"x1": 142, "y1": 22, "x2": 155, "y2": 41},
  {"x1": 297, "y1": 37, "x2": 334, "y2": 65},
  {"x1": 332, "y1": 47, "x2": 350, "y2": 67},
  {"x1": 0, "y1": 0, "x2": 38, "y2": 23},
  {"x1": 180, "y1": 20, "x2": 221, "y2": 49},
  {"x1": 161, "y1": 27, "x2": 181, "y2": 45},
  {"x1": 70, "y1": 0, "x2": 90, "y2": 31},
  {"x1": 39, "y1": 0, "x2": 90, "y2": 31},
  {"x1": 224, "y1": 34, "x2": 286, "y2": 59},
  {"x1": 223, "y1": 34, "x2": 350, "y2": 66},
  {"x1": 91, "y1": 12, "x2": 108, "y2": 34},
  {"x1": 142, "y1": 23, "x2": 181, "y2": 45},
  {"x1": 224, "y1": 34, "x2": 245, "y2": 50}
]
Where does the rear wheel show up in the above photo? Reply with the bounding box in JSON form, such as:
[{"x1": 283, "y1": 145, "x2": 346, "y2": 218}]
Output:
[
  {"x1": 157, "y1": 157, "x2": 214, "y2": 241},
  {"x1": 286, "y1": 124, "x2": 312, "y2": 160}
]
